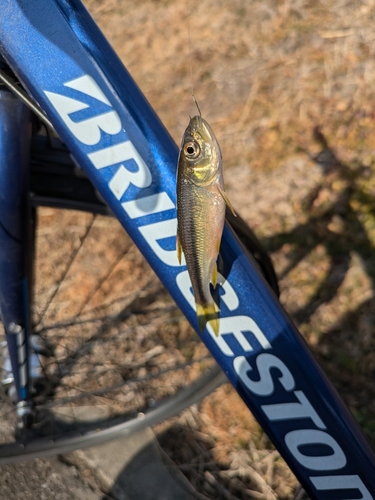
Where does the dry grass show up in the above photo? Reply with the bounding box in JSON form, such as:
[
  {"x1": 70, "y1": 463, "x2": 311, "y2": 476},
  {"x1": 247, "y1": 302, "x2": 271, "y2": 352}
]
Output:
[
  {"x1": 85, "y1": 0, "x2": 375, "y2": 175},
  {"x1": 157, "y1": 389, "x2": 297, "y2": 499}
]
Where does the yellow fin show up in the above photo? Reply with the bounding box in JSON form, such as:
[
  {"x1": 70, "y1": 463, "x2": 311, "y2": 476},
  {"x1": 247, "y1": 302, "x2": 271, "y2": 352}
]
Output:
[
  {"x1": 211, "y1": 262, "x2": 218, "y2": 288},
  {"x1": 217, "y1": 253, "x2": 224, "y2": 277},
  {"x1": 218, "y1": 186, "x2": 237, "y2": 217},
  {"x1": 216, "y1": 238, "x2": 221, "y2": 254},
  {"x1": 176, "y1": 232, "x2": 182, "y2": 265},
  {"x1": 196, "y1": 302, "x2": 220, "y2": 336}
]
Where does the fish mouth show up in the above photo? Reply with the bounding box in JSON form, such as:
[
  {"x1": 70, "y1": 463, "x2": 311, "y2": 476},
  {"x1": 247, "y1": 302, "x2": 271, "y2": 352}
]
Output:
[
  {"x1": 189, "y1": 115, "x2": 203, "y2": 129},
  {"x1": 188, "y1": 116, "x2": 212, "y2": 142}
]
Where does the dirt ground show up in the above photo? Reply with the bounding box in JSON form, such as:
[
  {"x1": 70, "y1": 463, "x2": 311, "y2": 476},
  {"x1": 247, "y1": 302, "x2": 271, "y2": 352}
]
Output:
[
  {"x1": 4, "y1": 0, "x2": 375, "y2": 499},
  {"x1": 81, "y1": 0, "x2": 375, "y2": 498}
]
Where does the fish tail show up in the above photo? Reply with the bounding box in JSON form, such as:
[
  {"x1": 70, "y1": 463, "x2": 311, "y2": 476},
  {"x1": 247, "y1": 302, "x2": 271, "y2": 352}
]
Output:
[{"x1": 196, "y1": 302, "x2": 220, "y2": 336}]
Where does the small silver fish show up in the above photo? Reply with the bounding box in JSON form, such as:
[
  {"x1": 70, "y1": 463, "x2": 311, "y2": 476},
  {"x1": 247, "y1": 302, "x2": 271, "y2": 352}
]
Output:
[{"x1": 176, "y1": 115, "x2": 236, "y2": 335}]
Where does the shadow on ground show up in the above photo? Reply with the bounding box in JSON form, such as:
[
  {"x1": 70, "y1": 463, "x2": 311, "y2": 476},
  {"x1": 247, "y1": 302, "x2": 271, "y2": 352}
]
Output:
[{"x1": 265, "y1": 128, "x2": 375, "y2": 436}]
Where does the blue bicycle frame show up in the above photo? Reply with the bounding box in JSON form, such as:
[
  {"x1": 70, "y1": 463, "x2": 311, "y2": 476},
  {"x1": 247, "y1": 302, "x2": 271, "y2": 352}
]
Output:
[{"x1": 0, "y1": 1, "x2": 374, "y2": 498}]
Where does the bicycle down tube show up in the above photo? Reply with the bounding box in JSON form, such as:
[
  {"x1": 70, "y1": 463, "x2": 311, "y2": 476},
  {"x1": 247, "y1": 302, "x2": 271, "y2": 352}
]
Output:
[{"x1": 0, "y1": 1, "x2": 374, "y2": 498}]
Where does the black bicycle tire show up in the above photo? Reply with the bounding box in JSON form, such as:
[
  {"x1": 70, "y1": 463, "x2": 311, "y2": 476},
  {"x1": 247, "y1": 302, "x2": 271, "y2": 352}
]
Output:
[{"x1": 0, "y1": 365, "x2": 225, "y2": 464}]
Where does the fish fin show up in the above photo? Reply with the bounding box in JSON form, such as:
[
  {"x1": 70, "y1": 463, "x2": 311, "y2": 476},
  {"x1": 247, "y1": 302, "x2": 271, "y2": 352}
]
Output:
[
  {"x1": 176, "y1": 232, "x2": 182, "y2": 265},
  {"x1": 217, "y1": 254, "x2": 225, "y2": 283},
  {"x1": 196, "y1": 302, "x2": 220, "y2": 336},
  {"x1": 216, "y1": 237, "x2": 221, "y2": 254},
  {"x1": 217, "y1": 186, "x2": 237, "y2": 217},
  {"x1": 211, "y1": 263, "x2": 218, "y2": 288}
]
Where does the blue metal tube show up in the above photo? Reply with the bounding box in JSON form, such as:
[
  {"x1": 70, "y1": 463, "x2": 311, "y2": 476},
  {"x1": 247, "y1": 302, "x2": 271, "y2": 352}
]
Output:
[{"x1": 0, "y1": 88, "x2": 32, "y2": 402}]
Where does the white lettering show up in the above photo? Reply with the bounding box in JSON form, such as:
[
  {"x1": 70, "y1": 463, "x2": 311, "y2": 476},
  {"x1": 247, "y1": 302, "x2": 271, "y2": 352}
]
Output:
[
  {"x1": 234, "y1": 353, "x2": 295, "y2": 396},
  {"x1": 285, "y1": 429, "x2": 346, "y2": 471},
  {"x1": 261, "y1": 390, "x2": 326, "y2": 429},
  {"x1": 212, "y1": 317, "x2": 256, "y2": 356},
  {"x1": 175, "y1": 270, "x2": 231, "y2": 354},
  {"x1": 175, "y1": 270, "x2": 198, "y2": 310},
  {"x1": 176, "y1": 270, "x2": 239, "y2": 313},
  {"x1": 175, "y1": 272, "x2": 263, "y2": 355},
  {"x1": 65, "y1": 75, "x2": 112, "y2": 105},
  {"x1": 108, "y1": 166, "x2": 131, "y2": 200},
  {"x1": 139, "y1": 218, "x2": 182, "y2": 266},
  {"x1": 216, "y1": 316, "x2": 271, "y2": 352},
  {"x1": 88, "y1": 142, "x2": 151, "y2": 195},
  {"x1": 217, "y1": 274, "x2": 239, "y2": 311},
  {"x1": 310, "y1": 475, "x2": 372, "y2": 499},
  {"x1": 44, "y1": 91, "x2": 121, "y2": 145},
  {"x1": 122, "y1": 192, "x2": 175, "y2": 218}
]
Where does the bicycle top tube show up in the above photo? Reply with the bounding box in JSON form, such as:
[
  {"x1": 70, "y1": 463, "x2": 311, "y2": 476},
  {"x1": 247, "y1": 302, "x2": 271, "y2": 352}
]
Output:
[{"x1": 0, "y1": 1, "x2": 374, "y2": 498}]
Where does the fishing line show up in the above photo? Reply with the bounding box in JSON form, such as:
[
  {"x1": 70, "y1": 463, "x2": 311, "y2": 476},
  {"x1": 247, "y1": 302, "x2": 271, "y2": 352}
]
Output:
[{"x1": 186, "y1": 1, "x2": 202, "y2": 117}]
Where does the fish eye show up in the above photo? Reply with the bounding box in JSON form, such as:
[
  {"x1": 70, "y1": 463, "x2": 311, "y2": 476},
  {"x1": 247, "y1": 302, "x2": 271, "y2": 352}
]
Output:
[{"x1": 184, "y1": 141, "x2": 200, "y2": 159}]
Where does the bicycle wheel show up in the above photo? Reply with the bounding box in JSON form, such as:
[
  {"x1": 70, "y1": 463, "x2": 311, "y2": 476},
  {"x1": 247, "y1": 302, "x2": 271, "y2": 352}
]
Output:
[{"x1": 0, "y1": 128, "x2": 278, "y2": 464}]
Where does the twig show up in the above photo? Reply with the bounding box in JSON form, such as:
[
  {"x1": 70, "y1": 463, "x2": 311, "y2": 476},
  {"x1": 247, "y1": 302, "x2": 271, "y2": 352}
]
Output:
[
  {"x1": 243, "y1": 489, "x2": 266, "y2": 500},
  {"x1": 193, "y1": 430, "x2": 217, "y2": 447},
  {"x1": 171, "y1": 464, "x2": 212, "y2": 500},
  {"x1": 177, "y1": 462, "x2": 217, "y2": 471},
  {"x1": 237, "y1": 80, "x2": 260, "y2": 128},
  {"x1": 229, "y1": 476, "x2": 266, "y2": 500},
  {"x1": 184, "y1": 407, "x2": 199, "y2": 430},
  {"x1": 204, "y1": 471, "x2": 238, "y2": 500},
  {"x1": 221, "y1": 468, "x2": 277, "y2": 500},
  {"x1": 263, "y1": 451, "x2": 279, "y2": 484},
  {"x1": 249, "y1": 440, "x2": 260, "y2": 463}
]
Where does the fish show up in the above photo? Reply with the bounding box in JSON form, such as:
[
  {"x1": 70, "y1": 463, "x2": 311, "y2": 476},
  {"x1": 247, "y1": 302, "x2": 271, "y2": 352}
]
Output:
[{"x1": 176, "y1": 114, "x2": 236, "y2": 336}]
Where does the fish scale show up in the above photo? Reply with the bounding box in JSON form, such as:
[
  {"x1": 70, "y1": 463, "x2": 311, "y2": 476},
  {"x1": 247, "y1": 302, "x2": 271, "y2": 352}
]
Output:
[{"x1": 179, "y1": 186, "x2": 223, "y2": 305}]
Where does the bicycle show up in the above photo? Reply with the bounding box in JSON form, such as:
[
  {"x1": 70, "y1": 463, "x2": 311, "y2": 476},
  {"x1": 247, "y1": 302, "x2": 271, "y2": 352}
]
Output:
[{"x1": 0, "y1": 1, "x2": 374, "y2": 499}]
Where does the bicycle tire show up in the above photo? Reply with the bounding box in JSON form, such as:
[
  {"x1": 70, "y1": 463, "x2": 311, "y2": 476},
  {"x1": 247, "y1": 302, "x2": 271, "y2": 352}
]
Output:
[{"x1": 0, "y1": 131, "x2": 277, "y2": 463}]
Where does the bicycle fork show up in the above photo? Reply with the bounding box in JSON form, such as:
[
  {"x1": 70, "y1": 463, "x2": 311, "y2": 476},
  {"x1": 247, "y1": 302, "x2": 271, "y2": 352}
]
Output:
[{"x1": 0, "y1": 87, "x2": 34, "y2": 429}]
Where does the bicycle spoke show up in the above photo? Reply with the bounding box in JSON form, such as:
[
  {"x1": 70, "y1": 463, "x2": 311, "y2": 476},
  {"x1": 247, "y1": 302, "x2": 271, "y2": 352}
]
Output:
[
  {"x1": 38, "y1": 355, "x2": 213, "y2": 409},
  {"x1": 35, "y1": 213, "x2": 97, "y2": 329},
  {"x1": 75, "y1": 244, "x2": 132, "y2": 317}
]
